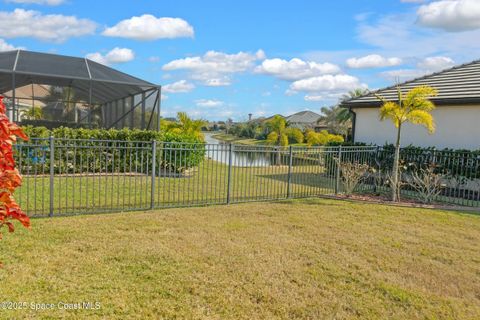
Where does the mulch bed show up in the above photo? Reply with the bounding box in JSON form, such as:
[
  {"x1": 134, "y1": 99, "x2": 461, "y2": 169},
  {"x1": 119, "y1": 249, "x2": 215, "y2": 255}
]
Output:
[{"x1": 320, "y1": 194, "x2": 480, "y2": 214}]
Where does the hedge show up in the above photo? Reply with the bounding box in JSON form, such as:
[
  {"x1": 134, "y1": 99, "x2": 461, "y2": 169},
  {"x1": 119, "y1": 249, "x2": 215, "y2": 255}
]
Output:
[
  {"x1": 16, "y1": 127, "x2": 206, "y2": 174},
  {"x1": 377, "y1": 145, "x2": 480, "y2": 180},
  {"x1": 324, "y1": 142, "x2": 480, "y2": 180}
]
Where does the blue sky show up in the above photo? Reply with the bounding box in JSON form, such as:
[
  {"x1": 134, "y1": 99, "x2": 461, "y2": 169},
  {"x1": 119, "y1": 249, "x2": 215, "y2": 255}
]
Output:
[{"x1": 1, "y1": 0, "x2": 480, "y2": 120}]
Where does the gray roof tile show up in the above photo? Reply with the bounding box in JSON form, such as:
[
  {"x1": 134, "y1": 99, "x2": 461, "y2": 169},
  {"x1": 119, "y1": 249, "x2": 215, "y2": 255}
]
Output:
[{"x1": 341, "y1": 59, "x2": 480, "y2": 108}]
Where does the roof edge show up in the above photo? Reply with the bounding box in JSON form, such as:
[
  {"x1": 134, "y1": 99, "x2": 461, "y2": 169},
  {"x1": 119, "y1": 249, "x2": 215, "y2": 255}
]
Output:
[
  {"x1": 343, "y1": 97, "x2": 480, "y2": 109},
  {"x1": 340, "y1": 58, "x2": 480, "y2": 107}
]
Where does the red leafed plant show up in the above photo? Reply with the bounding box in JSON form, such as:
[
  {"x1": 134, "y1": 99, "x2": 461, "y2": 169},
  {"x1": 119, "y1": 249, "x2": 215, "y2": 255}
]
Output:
[{"x1": 0, "y1": 96, "x2": 29, "y2": 267}]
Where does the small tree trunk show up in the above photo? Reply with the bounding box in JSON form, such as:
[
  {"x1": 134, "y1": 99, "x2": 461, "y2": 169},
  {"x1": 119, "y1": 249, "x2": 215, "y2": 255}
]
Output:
[
  {"x1": 278, "y1": 146, "x2": 283, "y2": 166},
  {"x1": 392, "y1": 124, "x2": 402, "y2": 202}
]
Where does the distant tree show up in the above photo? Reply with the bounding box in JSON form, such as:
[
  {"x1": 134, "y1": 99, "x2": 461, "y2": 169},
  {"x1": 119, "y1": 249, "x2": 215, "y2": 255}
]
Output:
[
  {"x1": 285, "y1": 128, "x2": 304, "y2": 144},
  {"x1": 320, "y1": 88, "x2": 369, "y2": 137},
  {"x1": 375, "y1": 86, "x2": 437, "y2": 202},
  {"x1": 265, "y1": 115, "x2": 288, "y2": 147},
  {"x1": 341, "y1": 88, "x2": 369, "y2": 103},
  {"x1": 23, "y1": 106, "x2": 43, "y2": 120},
  {"x1": 320, "y1": 106, "x2": 351, "y2": 136},
  {"x1": 305, "y1": 129, "x2": 344, "y2": 146},
  {"x1": 165, "y1": 112, "x2": 206, "y2": 140}
]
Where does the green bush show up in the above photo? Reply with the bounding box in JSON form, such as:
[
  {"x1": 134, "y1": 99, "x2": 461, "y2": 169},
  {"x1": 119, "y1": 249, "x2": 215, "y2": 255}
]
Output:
[
  {"x1": 285, "y1": 128, "x2": 304, "y2": 144},
  {"x1": 16, "y1": 127, "x2": 205, "y2": 174},
  {"x1": 305, "y1": 130, "x2": 344, "y2": 146},
  {"x1": 377, "y1": 144, "x2": 480, "y2": 180}
]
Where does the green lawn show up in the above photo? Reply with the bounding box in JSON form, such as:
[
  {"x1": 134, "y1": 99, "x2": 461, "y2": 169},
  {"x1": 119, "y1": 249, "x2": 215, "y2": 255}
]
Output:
[
  {"x1": 211, "y1": 133, "x2": 307, "y2": 147},
  {"x1": 15, "y1": 159, "x2": 337, "y2": 216},
  {"x1": 211, "y1": 133, "x2": 267, "y2": 145},
  {"x1": 1, "y1": 198, "x2": 479, "y2": 319}
]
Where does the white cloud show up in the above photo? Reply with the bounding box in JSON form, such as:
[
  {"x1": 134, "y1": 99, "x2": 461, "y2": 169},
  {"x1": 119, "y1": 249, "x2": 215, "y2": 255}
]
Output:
[
  {"x1": 6, "y1": 0, "x2": 64, "y2": 5},
  {"x1": 0, "y1": 38, "x2": 23, "y2": 51},
  {"x1": 203, "y1": 78, "x2": 232, "y2": 87},
  {"x1": 288, "y1": 74, "x2": 366, "y2": 103},
  {"x1": 163, "y1": 50, "x2": 265, "y2": 86},
  {"x1": 86, "y1": 47, "x2": 135, "y2": 65},
  {"x1": 380, "y1": 56, "x2": 455, "y2": 82},
  {"x1": 163, "y1": 80, "x2": 195, "y2": 93},
  {"x1": 304, "y1": 95, "x2": 324, "y2": 102},
  {"x1": 103, "y1": 14, "x2": 194, "y2": 40},
  {"x1": 195, "y1": 99, "x2": 224, "y2": 108},
  {"x1": 417, "y1": 56, "x2": 455, "y2": 71},
  {"x1": 355, "y1": 12, "x2": 480, "y2": 60},
  {"x1": 255, "y1": 58, "x2": 340, "y2": 80},
  {"x1": 0, "y1": 9, "x2": 96, "y2": 43},
  {"x1": 380, "y1": 69, "x2": 428, "y2": 82},
  {"x1": 417, "y1": 0, "x2": 480, "y2": 32},
  {"x1": 346, "y1": 54, "x2": 402, "y2": 68},
  {"x1": 289, "y1": 74, "x2": 365, "y2": 93},
  {"x1": 304, "y1": 93, "x2": 343, "y2": 102}
]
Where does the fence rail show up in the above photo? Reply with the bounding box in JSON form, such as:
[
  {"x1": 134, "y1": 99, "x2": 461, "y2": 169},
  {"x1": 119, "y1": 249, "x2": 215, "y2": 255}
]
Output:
[{"x1": 12, "y1": 138, "x2": 480, "y2": 217}]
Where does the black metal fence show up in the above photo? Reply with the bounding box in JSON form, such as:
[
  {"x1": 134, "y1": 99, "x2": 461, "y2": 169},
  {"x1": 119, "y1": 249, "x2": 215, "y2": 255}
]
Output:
[{"x1": 12, "y1": 138, "x2": 480, "y2": 217}]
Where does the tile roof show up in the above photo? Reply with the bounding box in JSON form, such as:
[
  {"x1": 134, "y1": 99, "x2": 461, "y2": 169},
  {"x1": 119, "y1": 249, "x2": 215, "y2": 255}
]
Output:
[
  {"x1": 341, "y1": 59, "x2": 480, "y2": 108},
  {"x1": 285, "y1": 110, "x2": 321, "y2": 123}
]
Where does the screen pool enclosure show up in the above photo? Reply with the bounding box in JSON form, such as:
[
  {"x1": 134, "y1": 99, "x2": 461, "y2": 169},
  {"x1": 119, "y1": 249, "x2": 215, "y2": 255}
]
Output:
[{"x1": 0, "y1": 50, "x2": 161, "y2": 130}]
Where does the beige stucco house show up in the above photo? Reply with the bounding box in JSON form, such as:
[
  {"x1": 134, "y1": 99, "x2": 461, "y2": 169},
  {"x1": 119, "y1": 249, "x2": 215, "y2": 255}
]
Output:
[{"x1": 341, "y1": 60, "x2": 480, "y2": 150}]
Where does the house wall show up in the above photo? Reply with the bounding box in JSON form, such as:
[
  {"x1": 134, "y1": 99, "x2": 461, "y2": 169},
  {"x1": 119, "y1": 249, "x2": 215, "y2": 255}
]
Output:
[{"x1": 353, "y1": 105, "x2": 480, "y2": 150}]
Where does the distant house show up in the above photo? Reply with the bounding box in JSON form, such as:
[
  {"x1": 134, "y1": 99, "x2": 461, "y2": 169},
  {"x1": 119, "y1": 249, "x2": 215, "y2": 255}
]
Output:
[
  {"x1": 284, "y1": 110, "x2": 321, "y2": 130},
  {"x1": 261, "y1": 114, "x2": 284, "y2": 122},
  {"x1": 341, "y1": 60, "x2": 480, "y2": 150},
  {"x1": 314, "y1": 119, "x2": 330, "y2": 132}
]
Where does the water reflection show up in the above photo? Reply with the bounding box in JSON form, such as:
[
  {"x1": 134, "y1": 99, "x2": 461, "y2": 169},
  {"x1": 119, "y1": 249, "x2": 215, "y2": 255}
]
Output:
[{"x1": 204, "y1": 132, "x2": 272, "y2": 167}]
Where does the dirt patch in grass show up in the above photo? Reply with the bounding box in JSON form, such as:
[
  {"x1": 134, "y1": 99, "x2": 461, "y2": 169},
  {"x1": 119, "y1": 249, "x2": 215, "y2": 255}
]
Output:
[{"x1": 1, "y1": 198, "x2": 480, "y2": 319}]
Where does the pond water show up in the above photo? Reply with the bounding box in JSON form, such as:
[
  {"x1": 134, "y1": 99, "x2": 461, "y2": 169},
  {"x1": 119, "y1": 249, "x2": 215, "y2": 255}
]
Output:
[{"x1": 203, "y1": 132, "x2": 273, "y2": 167}]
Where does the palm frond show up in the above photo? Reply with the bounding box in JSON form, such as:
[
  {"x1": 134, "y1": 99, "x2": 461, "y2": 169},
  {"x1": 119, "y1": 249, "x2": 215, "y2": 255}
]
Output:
[
  {"x1": 404, "y1": 86, "x2": 438, "y2": 104},
  {"x1": 406, "y1": 109, "x2": 435, "y2": 133}
]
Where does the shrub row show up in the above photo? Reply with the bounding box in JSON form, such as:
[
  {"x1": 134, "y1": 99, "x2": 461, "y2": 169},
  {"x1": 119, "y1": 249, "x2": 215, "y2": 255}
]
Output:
[
  {"x1": 377, "y1": 145, "x2": 480, "y2": 180},
  {"x1": 323, "y1": 142, "x2": 480, "y2": 180},
  {"x1": 16, "y1": 127, "x2": 206, "y2": 174}
]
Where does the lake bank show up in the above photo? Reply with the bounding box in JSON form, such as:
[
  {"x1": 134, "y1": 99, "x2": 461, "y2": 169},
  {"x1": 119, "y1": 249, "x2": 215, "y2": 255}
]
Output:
[{"x1": 209, "y1": 133, "x2": 266, "y2": 145}]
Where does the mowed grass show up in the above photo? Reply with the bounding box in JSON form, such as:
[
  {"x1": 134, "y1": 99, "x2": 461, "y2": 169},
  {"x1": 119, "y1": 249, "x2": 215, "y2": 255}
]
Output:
[
  {"x1": 15, "y1": 159, "x2": 336, "y2": 216},
  {"x1": 211, "y1": 133, "x2": 266, "y2": 145},
  {"x1": 1, "y1": 198, "x2": 480, "y2": 319},
  {"x1": 211, "y1": 133, "x2": 307, "y2": 147}
]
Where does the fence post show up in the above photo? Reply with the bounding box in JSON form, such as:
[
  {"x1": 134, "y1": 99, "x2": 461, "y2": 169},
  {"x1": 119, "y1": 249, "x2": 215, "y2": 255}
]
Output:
[
  {"x1": 287, "y1": 145, "x2": 293, "y2": 198},
  {"x1": 49, "y1": 135, "x2": 54, "y2": 217},
  {"x1": 150, "y1": 140, "x2": 157, "y2": 210},
  {"x1": 226, "y1": 143, "x2": 233, "y2": 204},
  {"x1": 374, "y1": 145, "x2": 380, "y2": 193},
  {"x1": 335, "y1": 145, "x2": 342, "y2": 194}
]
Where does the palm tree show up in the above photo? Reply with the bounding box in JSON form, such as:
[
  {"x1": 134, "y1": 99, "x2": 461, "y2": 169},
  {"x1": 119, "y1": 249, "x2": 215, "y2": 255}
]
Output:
[
  {"x1": 341, "y1": 88, "x2": 369, "y2": 103},
  {"x1": 166, "y1": 112, "x2": 206, "y2": 140},
  {"x1": 375, "y1": 86, "x2": 437, "y2": 202},
  {"x1": 338, "y1": 88, "x2": 369, "y2": 121},
  {"x1": 320, "y1": 88, "x2": 369, "y2": 136},
  {"x1": 266, "y1": 115, "x2": 288, "y2": 147},
  {"x1": 265, "y1": 115, "x2": 289, "y2": 165},
  {"x1": 320, "y1": 106, "x2": 351, "y2": 136}
]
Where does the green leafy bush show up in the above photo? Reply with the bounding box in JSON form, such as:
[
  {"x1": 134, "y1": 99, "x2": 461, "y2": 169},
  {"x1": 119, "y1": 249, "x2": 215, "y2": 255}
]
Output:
[
  {"x1": 285, "y1": 128, "x2": 304, "y2": 144},
  {"x1": 377, "y1": 144, "x2": 480, "y2": 180},
  {"x1": 16, "y1": 127, "x2": 205, "y2": 174},
  {"x1": 305, "y1": 130, "x2": 344, "y2": 146}
]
